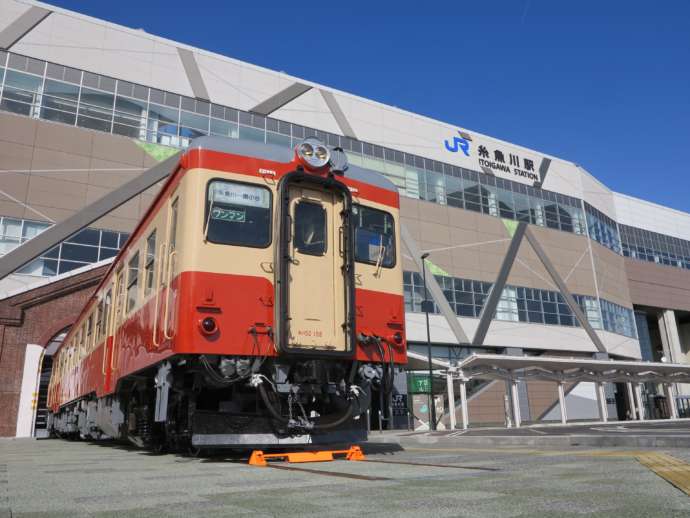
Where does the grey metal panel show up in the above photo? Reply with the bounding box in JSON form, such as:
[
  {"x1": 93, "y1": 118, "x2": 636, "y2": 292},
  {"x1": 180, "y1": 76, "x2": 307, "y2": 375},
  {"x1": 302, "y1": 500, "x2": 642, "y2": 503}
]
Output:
[
  {"x1": 320, "y1": 89, "x2": 357, "y2": 139},
  {"x1": 535, "y1": 157, "x2": 551, "y2": 186},
  {"x1": 472, "y1": 222, "x2": 527, "y2": 346},
  {"x1": 400, "y1": 225, "x2": 471, "y2": 344},
  {"x1": 524, "y1": 227, "x2": 607, "y2": 353},
  {"x1": 176, "y1": 48, "x2": 210, "y2": 101},
  {"x1": 250, "y1": 82, "x2": 312, "y2": 116},
  {"x1": 0, "y1": 6, "x2": 51, "y2": 50},
  {"x1": 0, "y1": 153, "x2": 180, "y2": 280}
]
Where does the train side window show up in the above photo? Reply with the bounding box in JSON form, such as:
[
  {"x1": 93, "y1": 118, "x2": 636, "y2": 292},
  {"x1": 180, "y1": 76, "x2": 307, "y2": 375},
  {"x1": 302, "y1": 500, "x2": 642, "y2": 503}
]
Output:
[
  {"x1": 76, "y1": 329, "x2": 83, "y2": 360},
  {"x1": 95, "y1": 301, "x2": 103, "y2": 343},
  {"x1": 294, "y1": 201, "x2": 327, "y2": 256},
  {"x1": 127, "y1": 252, "x2": 140, "y2": 312},
  {"x1": 103, "y1": 289, "x2": 112, "y2": 335},
  {"x1": 115, "y1": 269, "x2": 125, "y2": 324},
  {"x1": 204, "y1": 180, "x2": 272, "y2": 248},
  {"x1": 170, "y1": 198, "x2": 179, "y2": 252},
  {"x1": 352, "y1": 205, "x2": 396, "y2": 268},
  {"x1": 85, "y1": 316, "x2": 92, "y2": 354},
  {"x1": 144, "y1": 230, "x2": 156, "y2": 295}
]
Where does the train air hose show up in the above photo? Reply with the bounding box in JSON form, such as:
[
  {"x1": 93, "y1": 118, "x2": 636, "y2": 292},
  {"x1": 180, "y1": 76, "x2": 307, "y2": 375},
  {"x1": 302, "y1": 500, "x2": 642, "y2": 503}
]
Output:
[{"x1": 254, "y1": 362, "x2": 360, "y2": 431}]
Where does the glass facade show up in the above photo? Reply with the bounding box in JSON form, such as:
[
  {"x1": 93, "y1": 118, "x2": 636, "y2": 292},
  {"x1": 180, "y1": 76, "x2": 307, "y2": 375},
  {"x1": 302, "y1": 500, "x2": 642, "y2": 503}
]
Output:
[
  {"x1": 0, "y1": 215, "x2": 129, "y2": 277},
  {"x1": 620, "y1": 223, "x2": 690, "y2": 270},
  {"x1": 584, "y1": 202, "x2": 622, "y2": 254},
  {"x1": 0, "y1": 51, "x2": 589, "y2": 241},
  {"x1": 1, "y1": 50, "x2": 689, "y2": 280},
  {"x1": 403, "y1": 271, "x2": 636, "y2": 338}
]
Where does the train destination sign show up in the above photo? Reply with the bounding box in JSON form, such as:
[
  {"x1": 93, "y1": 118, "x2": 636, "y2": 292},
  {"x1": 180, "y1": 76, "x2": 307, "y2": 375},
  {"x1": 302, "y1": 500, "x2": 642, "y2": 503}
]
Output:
[{"x1": 210, "y1": 182, "x2": 270, "y2": 208}]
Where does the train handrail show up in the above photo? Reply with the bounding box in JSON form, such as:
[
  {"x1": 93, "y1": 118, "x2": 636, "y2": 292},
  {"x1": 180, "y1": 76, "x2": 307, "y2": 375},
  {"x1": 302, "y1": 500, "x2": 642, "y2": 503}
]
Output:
[
  {"x1": 163, "y1": 249, "x2": 177, "y2": 340},
  {"x1": 152, "y1": 243, "x2": 167, "y2": 348}
]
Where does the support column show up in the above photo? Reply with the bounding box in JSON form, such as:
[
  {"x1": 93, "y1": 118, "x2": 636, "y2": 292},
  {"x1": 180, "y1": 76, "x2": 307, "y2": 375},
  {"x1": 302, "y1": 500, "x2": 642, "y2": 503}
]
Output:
[
  {"x1": 596, "y1": 381, "x2": 608, "y2": 423},
  {"x1": 659, "y1": 310, "x2": 683, "y2": 363},
  {"x1": 665, "y1": 383, "x2": 678, "y2": 419},
  {"x1": 459, "y1": 380, "x2": 468, "y2": 430},
  {"x1": 446, "y1": 371, "x2": 456, "y2": 430},
  {"x1": 510, "y1": 380, "x2": 521, "y2": 428},
  {"x1": 557, "y1": 381, "x2": 567, "y2": 425},
  {"x1": 504, "y1": 381, "x2": 513, "y2": 428},
  {"x1": 626, "y1": 382, "x2": 637, "y2": 420},
  {"x1": 635, "y1": 383, "x2": 646, "y2": 421}
]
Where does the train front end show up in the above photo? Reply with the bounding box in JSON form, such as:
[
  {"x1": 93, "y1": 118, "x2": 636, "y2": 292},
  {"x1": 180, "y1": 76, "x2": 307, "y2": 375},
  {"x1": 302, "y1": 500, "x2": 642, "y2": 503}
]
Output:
[{"x1": 168, "y1": 136, "x2": 406, "y2": 448}]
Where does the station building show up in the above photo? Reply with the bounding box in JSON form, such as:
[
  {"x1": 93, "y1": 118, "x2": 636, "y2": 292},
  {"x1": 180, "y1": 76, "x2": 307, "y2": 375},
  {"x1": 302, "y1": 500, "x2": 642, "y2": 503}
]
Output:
[{"x1": 2, "y1": 0, "x2": 690, "y2": 436}]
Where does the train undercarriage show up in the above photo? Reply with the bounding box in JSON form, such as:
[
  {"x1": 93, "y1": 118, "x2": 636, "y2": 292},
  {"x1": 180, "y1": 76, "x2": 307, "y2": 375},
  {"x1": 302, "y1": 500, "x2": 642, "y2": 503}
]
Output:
[{"x1": 50, "y1": 353, "x2": 393, "y2": 452}]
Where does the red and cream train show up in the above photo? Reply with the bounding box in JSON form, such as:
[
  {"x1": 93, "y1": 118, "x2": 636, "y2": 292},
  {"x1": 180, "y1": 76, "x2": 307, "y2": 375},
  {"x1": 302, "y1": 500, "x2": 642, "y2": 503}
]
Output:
[{"x1": 47, "y1": 136, "x2": 406, "y2": 449}]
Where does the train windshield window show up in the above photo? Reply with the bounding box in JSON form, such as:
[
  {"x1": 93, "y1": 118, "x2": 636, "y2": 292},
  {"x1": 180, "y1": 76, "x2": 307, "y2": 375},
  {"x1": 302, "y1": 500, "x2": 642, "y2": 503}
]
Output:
[
  {"x1": 352, "y1": 205, "x2": 396, "y2": 268},
  {"x1": 294, "y1": 201, "x2": 326, "y2": 256},
  {"x1": 205, "y1": 180, "x2": 271, "y2": 247}
]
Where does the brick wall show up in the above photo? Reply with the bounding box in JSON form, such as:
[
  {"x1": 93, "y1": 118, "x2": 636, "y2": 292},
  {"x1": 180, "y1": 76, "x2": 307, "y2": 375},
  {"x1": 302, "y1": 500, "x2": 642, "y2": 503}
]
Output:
[{"x1": 0, "y1": 265, "x2": 106, "y2": 436}]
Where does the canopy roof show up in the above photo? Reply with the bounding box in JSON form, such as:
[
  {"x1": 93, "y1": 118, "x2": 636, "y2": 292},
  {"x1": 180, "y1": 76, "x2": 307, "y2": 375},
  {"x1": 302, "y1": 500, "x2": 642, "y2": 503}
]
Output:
[{"x1": 456, "y1": 354, "x2": 690, "y2": 384}]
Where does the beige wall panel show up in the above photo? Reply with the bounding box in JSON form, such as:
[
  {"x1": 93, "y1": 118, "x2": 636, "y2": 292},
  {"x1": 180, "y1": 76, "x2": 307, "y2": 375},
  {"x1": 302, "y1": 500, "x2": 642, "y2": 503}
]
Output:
[
  {"x1": 0, "y1": 140, "x2": 33, "y2": 171},
  {"x1": 0, "y1": 200, "x2": 26, "y2": 219},
  {"x1": 417, "y1": 201, "x2": 449, "y2": 226},
  {"x1": 591, "y1": 243, "x2": 632, "y2": 307},
  {"x1": 27, "y1": 174, "x2": 88, "y2": 200},
  {"x1": 527, "y1": 380, "x2": 560, "y2": 420},
  {"x1": 0, "y1": 172, "x2": 29, "y2": 201},
  {"x1": 90, "y1": 133, "x2": 146, "y2": 166},
  {"x1": 419, "y1": 220, "x2": 451, "y2": 246},
  {"x1": 468, "y1": 381, "x2": 506, "y2": 425},
  {"x1": 33, "y1": 122, "x2": 94, "y2": 157},
  {"x1": 26, "y1": 187, "x2": 86, "y2": 212},
  {"x1": 0, "y1": 112, "x2": 38, "y2": 145},
  {"x1": 626, "y1": 259, "x2": 690, "y2": 312},
  {"x1": 29, "y1": 147, "x2": 91, "y2": 184},
  {"x1": 86, "y1": 158, "x2": 146, "y2": 189}
]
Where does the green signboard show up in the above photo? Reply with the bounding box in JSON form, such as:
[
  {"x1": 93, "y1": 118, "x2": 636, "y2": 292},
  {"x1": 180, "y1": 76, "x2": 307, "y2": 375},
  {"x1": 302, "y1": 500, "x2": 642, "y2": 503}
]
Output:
[
  {"x1": 211, "y1": 207, "x2": 246, "y2": 223},
  {"x1": 409, "y1": 374, "x2": 431, "y2": 394}
]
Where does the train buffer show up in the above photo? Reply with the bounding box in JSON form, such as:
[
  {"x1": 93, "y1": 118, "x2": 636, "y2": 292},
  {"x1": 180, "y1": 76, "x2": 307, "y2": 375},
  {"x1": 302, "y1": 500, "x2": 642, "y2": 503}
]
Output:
[{"x1": 248, "y1": 445, "x2": 365, "y2": 466}]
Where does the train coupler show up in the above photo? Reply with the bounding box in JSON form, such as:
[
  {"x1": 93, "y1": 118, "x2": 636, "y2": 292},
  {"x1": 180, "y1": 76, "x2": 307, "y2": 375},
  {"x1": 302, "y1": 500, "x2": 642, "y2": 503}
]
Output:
[{"x1": 248, "y1": 445, "x2": 365, "y2": 466}]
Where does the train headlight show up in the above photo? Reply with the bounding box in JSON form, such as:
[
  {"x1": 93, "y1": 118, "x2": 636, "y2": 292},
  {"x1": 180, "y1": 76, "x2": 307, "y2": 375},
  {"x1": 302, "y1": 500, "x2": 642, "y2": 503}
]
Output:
[
  {"x1": 199, "y1": 317, "x2": 218, "y2": 336},
  {"x1": 296, "y1": 137, "x2": 330, "y2": 169}
]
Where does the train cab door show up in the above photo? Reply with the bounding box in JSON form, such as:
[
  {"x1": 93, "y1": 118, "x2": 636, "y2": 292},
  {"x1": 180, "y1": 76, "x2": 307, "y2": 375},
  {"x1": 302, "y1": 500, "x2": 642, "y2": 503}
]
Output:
[
  {"x1": 153, "y1": 195, "x2": 179, "y2": 347},
  {"x1": 279, "y1": 181, "x2": 353, "y2": 353}
]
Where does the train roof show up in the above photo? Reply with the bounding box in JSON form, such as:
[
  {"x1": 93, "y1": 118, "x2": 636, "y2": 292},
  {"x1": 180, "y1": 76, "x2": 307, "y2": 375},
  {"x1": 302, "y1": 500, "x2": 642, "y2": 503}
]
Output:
[{"x1": 186, "y1": 136, "x2": 398, "y2": 194}]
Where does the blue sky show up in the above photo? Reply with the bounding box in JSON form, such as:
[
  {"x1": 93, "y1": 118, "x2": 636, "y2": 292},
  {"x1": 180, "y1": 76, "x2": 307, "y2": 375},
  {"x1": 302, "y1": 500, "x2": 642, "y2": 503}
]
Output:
[{"x1": 50, "y1": 1, "x2": 690, "y2": 211}]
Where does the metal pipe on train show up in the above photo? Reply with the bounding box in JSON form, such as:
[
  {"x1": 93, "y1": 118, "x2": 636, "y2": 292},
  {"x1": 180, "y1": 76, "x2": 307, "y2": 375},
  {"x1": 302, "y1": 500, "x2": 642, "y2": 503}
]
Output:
[{"x1": 46, "y1": 136, "x2": 407, "y2": 450}]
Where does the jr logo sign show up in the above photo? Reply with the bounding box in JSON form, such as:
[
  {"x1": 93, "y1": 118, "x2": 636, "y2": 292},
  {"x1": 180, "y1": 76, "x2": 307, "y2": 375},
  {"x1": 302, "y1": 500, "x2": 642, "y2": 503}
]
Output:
[{"x1": 444, "y1": 131, "x2": 470, "y2": 157}]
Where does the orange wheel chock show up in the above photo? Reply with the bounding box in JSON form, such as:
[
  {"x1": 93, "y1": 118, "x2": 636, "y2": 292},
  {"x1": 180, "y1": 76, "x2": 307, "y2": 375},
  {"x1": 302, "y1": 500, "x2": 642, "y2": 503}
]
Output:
[{"x1": 248, "y1": 445, "x2": 365, "y2": 467}]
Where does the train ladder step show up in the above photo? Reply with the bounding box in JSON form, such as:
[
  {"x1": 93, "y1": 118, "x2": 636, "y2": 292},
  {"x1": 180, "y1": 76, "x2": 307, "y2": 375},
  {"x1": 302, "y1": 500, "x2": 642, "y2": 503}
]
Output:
[{"x1": 248, "y1": 445, "x2": 365, "y2": 467}]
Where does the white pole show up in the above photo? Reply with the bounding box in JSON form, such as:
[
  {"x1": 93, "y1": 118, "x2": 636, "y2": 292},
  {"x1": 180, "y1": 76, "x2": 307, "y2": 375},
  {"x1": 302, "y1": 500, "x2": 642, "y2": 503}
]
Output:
[
  {"x1": 595, "y1": 381, "x2": 608, "y2": 423},
  {"x1": 510, "y1": 380, "x2": 521, "y2": 428},
  {"x1": 504, "y1": 381, "x2": 513, "y2": 428},
  {"x1": 557, "y1": 381, "x2": 567, "y2": 425},
  {"x1": 446, "y1": 371, "x2": 456, "y2": 430},
  {"x1": 665, "y1": 383, "x2": 678, "y2": 420},
  {"x1": 459, "y1": 380, "x2": 468, "y2": 430},
  {"x1": 626, "y1": 382, "x2": 637, "y2": 420},
  {"x1": 635, "y1": 383, "x2": 645, "y2": 421}
]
